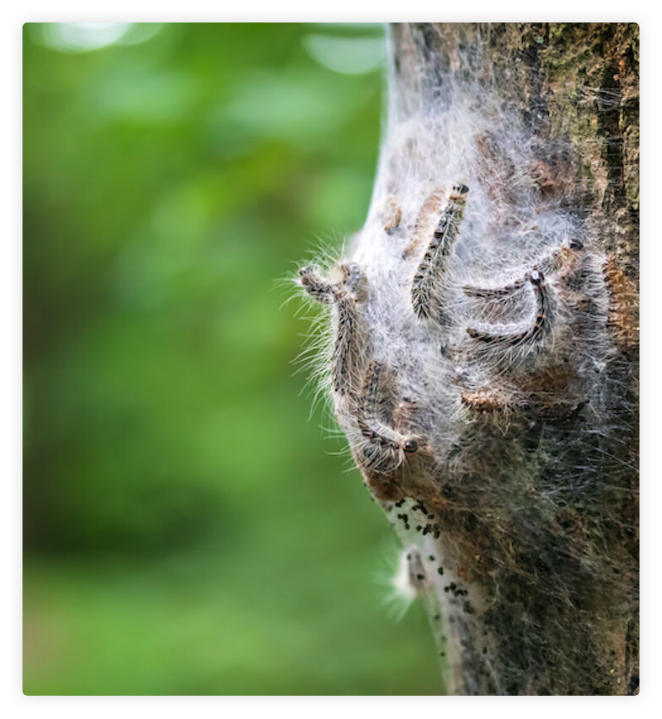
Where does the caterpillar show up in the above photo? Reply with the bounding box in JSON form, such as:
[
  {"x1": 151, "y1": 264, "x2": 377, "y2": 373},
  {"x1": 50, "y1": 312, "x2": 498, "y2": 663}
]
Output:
[
  {"x1": 298, "y1": 264, "x2": 339, "y2": 304},
  {"x1": 411, "y1": 184, "x2": 469, "y2": 319},
  {"x1": 466, "y1": 270, "x2": 550, "y2": 347},
  {"x1": 602, "y1": 256, "x2": 639, "y2": 352},
  {"x1": 379, "y1": 193, "x2": 403, "y2": 232},
  {"x1": 460, "y1": 387, "x2": 510, "y2": 413},
  {"x1": 403, "y1": 188, "x2": 446, "y2": 258},
  {"x1": 462, "y1": 238, "x2": 583, "y2": 300},
  {"x1": 462, "y1": 277, "x2": 528, "y2": 299},
  {"x1": 357, "y1": 360, "x2": 419, "y2": 472},
  {"x1": 299, "y1": 262, "x2": 367, "y2": 397}
]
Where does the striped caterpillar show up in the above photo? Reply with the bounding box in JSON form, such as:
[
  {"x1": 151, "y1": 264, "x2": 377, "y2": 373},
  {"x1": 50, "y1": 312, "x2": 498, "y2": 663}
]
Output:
[
  {"x1": 466, "y1": 270, "x2": 550, "y2": 347},
  {"x1": 462, "y1": 238, "x2": 583, "y2": 300},
  {"x1": 403, "y1": 188, "x2": 446, "y2": 258},
  {"x1": 411, "y1": 184, "x2": 469, "y2": 320},
  {"x1": 379, "y1": 193, "x2": 403, "y2": 232},
  {"x1": 298, "y1": 262, "x2": 366, "y2": 398},
  {"x1": 602, "y1": 256, "x2": 638, "y2": 352},
  {"x1": 357, "y1": 360, "x2": 419, "y2": 472}
]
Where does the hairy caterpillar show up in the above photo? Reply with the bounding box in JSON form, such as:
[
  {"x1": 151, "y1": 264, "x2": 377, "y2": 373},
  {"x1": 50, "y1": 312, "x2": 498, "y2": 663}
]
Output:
[
  {"x1": 298, "y1": 264, "x2": 338, "y2": 304},
  {"x1": 460, "y1": 387, "x2": 511, "y2": 413},
  {"x1": 379, "y1": 193, "x2": 403, "y2": 232},
  {"x1": 403, "y1": 188, "x2": 446, "y2": 258},
  {"x1": 299, "y1": 263, "x2": 367, "y2": 398},
  {"x1": 357, "y1": 360, "x2": 419, "y2": 472},
  {"x1": 462, "y1": 277, "x2": 528, "y2": 299},
  {"x1": 466, "y1": 270, "x2": 550, "y2": 347},
  {"x1": 411, "y1": 184, "x2": 469, "y2": 319},
  {"x1": 602, "y1": 256, "x2": 638, "y2": 352},
  {"x1": 462, "y1": 238, "x2": 583, "y2": 300}
]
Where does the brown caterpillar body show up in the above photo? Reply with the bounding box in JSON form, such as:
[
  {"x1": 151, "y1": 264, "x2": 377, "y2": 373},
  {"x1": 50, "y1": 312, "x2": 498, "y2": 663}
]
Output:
[
  {"x1": 411, "y1": 184, "x2": 469, "y2": 319},
  {"x1": 403, "y1": 188, "x2": 446, "y2": 258},
  {"x1": 379, "y1": 193, "x2": 403, "y2": 232},
  {"x1": 357, "y1": 360, "x2": 420, "y2": 472},
  {"x1": 538, "y1": 238, "x2": 584, "y2": 277},
  {"x1": 462, "y1": 238, "x2": 583, "y2": 300},
  {"x1": 298, "y1": 265, "x2": 339, "y2": 304},
  {"x1": 462, "y1": 277, "x2": 528, "y2": 299},
  {"x1": 299, "y1": 263, "x2": 367, "y2": 398},
  {"x1": 393, "y1": 397, "x2": 419, "y2": 433},
  {"x1": 466, "y1": 270, "x2": 550, "y2": 347},
  {"x1": 460, "y1": 387, "x2": 510, "y2": 413},
  {"x1": 332, "y1": 296, "x2": 359, "y2": 396},
  {"x1": 602, "y1": 256, "x2": 638, "y2": 352}
]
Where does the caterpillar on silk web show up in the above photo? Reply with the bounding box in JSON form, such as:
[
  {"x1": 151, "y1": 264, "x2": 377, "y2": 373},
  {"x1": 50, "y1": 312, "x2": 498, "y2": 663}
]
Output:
[
  {"x1": 466, "y1": 270, "x2": 551, "y2": 347},
  {"x1": 357, "y1": 360, "x2": 420, "y2": 472},
  {"x1": 411, "y1": 184, "x2": 469, "y2": 320},
  {"x1": 298, "y1": 263, "x2": 367, "y2": 398}
]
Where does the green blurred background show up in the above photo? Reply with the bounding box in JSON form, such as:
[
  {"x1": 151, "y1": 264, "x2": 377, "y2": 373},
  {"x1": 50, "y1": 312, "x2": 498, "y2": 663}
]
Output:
[{"x1": 23, "y1": 23, "x2": 442, "y2": 695}]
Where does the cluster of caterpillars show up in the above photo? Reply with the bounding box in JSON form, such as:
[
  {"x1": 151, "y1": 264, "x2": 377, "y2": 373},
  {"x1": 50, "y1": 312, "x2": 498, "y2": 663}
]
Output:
[
  {"x1": 298, "y1": 262, "x2": 421, "y2": 480},
  {"x1": 298, "y1": 182, "x2": 617, "y2": 490}
]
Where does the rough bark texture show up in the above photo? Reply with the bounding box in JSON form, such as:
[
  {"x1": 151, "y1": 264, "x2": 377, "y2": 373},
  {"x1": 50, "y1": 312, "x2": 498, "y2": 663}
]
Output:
[{"x1": 298, "y1": 23, "x2": 638, "y2": 695}]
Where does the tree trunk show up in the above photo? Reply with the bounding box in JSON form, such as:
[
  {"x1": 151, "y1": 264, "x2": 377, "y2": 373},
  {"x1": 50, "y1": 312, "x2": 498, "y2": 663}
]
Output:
[{"x1": 299, "y1": 22, "x2": 638, "y2": 695}]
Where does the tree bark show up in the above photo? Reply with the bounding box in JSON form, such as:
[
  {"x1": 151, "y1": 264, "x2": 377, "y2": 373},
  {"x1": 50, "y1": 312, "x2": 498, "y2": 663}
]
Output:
[{"x1": 300, "y1": 23, "x2": 638, "y2": 695}]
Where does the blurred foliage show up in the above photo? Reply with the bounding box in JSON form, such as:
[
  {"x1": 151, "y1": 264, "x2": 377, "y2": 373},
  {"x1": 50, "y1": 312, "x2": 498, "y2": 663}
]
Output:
[{"x1": 23, "y1": 23, "x2": 443, "y2": 695}]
